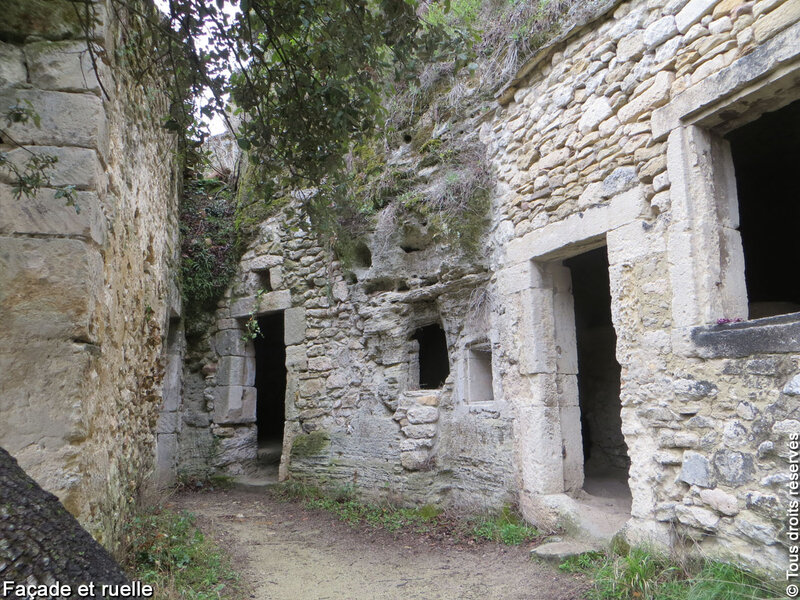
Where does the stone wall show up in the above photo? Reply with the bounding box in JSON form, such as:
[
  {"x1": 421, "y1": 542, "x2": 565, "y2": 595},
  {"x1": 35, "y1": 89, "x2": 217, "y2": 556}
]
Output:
[
  {"x1": 481, "y1": 0, "x2": 800, "y2": 574},
  {"x1": 176, "y1": 0, "x2": 798, "y2": 573},
  {"x1": 179, "y1": 190, "x2": 518, "y2": 507},
  {"x1": 0, "y1": 0, "x2": 181, "y2": 549}
]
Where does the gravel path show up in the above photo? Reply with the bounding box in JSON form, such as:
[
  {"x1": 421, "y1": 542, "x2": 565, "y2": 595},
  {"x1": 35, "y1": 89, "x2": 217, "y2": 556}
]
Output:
[{"x1": 172, "y1": 489, "x2": 589, "y2": 600}]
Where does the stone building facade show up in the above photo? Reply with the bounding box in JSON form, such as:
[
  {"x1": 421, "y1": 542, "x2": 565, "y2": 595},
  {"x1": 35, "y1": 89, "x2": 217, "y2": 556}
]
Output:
[
  {"x1": 0, "y1": 0, "x2": 797, "y2": 576},
  {"x1": 0, "y1": 0, "x2": 181, "y2": 548},
  {"x1": 179, "y1": 0, "x2": 800, "y2": 575}
]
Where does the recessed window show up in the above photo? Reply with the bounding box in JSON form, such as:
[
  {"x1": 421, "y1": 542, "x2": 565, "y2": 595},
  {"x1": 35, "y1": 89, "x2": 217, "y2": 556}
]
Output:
[
  {"x1": 726, "y1": 100, "x2": 800, "y2": 319},
  {"x1": 411, "y1": 324, "x2": 449, "y2": 389},
  {"x1": 466, "y1": 345, "x2": 493, "y2": 402}
]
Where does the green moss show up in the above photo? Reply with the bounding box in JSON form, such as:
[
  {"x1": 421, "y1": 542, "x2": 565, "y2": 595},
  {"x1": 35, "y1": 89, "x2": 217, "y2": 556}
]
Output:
[
  {"x1": 290, "y1": 431, "x2": 330, "y2": 458},
  {"x1": 0, "y1": 0, "x2": 83, "y2": 42}
]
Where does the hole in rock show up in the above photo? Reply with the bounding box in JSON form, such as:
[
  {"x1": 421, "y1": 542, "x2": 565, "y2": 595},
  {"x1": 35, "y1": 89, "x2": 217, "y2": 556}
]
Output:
[{"x1": 411, "y1": 323, "x2": 449, "y2": 389}]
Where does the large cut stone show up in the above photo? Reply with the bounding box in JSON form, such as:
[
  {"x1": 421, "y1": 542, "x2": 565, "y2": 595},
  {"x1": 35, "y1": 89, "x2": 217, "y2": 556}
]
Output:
[
  {"x1": 0, "y1": 89, "x2": 107, "y2": 156},
  {"x1": 0, "y1": 185, "x2": 105, "y2": 244},
  {"x1": 0, "y1": 237, "x2": 102, "y2": 343},
  {"x1": 25, "y1": 40, "x2": 106, "y2": 93},
  {"x1": 213, "y1": 386, "x2": 257, "y2": 424},
  {"x1": 406, "y1": 406, "x2": 439, "y2": 424}
]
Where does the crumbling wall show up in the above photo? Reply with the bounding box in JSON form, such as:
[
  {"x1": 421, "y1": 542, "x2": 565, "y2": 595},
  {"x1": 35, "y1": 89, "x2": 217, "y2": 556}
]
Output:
[
  {"x1": 483, "y1": 0, "x2": 799, "y2": 574},
  {"x1": 0, "y1": 0, "x2": 180, "y2": 549}
]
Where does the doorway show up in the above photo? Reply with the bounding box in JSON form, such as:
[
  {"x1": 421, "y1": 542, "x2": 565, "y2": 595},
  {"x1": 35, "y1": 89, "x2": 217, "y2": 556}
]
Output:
[
  {"x1": 563, "y1": 247, "x2": 630, "y2": 497},
  {"x1": 253, "y1": 311, "x2": 286, "y2": 470}
]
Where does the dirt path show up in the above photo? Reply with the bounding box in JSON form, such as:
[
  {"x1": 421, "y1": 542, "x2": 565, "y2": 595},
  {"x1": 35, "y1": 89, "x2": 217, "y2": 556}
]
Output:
[{"x1": 172, "y1": 489, "x2": 589, "y2": 600}]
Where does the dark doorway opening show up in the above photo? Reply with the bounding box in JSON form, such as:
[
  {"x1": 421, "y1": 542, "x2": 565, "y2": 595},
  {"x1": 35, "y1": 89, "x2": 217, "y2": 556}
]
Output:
[
  {"x1": 412, "y1": 324, "x2": 450, "y2": 389},
  {"x1": 253, "y1": 312, "x2": 286, "y2": 466},
  {"x1": 726, "y1": 99, "x2": 800, "y2": 319},
  {"x1": 564, "y1": 247, "x2": 630, "y2": 490}
]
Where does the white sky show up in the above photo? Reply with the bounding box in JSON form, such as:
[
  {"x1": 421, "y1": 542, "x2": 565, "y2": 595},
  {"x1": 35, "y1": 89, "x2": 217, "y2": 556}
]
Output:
[{"x1": 153, "y1": 0, "x2": 237, "y2": 136}]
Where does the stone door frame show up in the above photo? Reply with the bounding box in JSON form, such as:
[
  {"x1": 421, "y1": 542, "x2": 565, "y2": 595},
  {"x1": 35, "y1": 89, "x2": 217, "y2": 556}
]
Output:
[{"x1": 497, "y1": 185, "x2": 651, "y2": 529}]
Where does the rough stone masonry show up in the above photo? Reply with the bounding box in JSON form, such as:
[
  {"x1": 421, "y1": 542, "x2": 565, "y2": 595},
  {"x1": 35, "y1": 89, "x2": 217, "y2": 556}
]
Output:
[{"x1": 0, "y1": 0, "x2": 799, "y2": 578}]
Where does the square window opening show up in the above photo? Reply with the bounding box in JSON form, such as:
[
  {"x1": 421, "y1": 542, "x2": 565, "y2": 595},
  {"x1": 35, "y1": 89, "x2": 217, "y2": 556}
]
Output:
[{"x1": 466, "y1": 346, "x2": 493, "y2": 403}]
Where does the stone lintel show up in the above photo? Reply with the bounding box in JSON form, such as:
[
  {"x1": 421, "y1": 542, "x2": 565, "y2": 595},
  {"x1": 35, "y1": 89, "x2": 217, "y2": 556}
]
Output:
[{"x1": 504, "y1": 187, "x2": 646, "y2": 265}]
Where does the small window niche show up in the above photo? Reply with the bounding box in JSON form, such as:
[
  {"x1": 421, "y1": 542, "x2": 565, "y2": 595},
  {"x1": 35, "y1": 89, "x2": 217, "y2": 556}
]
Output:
[
  {"x1": 410, "y1": 323, "x2": 450, "y2": 389},
  {"x1": 466, "y1": 344, "x2": 493, "y2": 403}
]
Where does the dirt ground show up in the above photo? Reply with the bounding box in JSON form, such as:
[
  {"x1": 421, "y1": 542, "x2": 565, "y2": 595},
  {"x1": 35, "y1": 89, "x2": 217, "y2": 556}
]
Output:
[{"x1": 172, "y1": 489, "x2": 589, "y2": 600}]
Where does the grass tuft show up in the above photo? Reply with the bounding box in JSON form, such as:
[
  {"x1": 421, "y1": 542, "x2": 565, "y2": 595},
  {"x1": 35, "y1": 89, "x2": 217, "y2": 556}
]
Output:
[
  {"x1": 564, "y1": 546, "x2": 782, "y2": 600},
  {"x1": 469, "y1": 504, "x2": 539, "y2": 545},
  {"x1": 122, "y1": 507, "x2": 239, "y2": 600}
]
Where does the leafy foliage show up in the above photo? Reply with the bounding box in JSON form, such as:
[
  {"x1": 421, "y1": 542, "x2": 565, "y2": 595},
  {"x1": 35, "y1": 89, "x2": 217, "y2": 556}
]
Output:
[
  {"x1": 180, "y1": 178, "x2": 239, "y2": 315},
  {"x1": 123, "y1": 508, "x2": 239, "y2": 600}
]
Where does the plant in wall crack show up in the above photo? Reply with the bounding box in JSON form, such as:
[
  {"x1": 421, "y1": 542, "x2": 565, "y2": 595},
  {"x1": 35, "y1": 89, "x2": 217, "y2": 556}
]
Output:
[{"x1": 242, "y1": 288, "x2": 268, "y2": 342}]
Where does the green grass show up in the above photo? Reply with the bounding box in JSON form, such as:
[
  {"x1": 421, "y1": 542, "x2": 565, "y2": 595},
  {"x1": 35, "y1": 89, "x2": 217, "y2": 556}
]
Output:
[
  {"x1": 272, "y1": 481, "x2": 441, "y2": 533},
  {"x1": 469, "y1": 504, "x2": 540, "y2": 545},
  {"x1": 272, "y1": 481, "x2": 539, "y2": 545},
  {"x1": 561, "y1": 548, "x2": 782, "y2": 600},
  {"x1": 123, "y1": 508, "x2": 239, "y2": 600}
]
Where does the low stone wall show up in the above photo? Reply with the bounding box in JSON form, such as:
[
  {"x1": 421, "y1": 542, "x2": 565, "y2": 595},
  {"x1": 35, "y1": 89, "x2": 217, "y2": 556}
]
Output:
[{"x1": 0, "y1": 0, "x2": 180, "y2": 549}]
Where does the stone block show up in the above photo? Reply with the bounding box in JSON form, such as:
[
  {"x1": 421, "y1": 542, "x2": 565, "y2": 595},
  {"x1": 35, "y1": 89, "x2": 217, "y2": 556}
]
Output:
[
  {"x1": 699, "y1": 488, "x2": 739, "y2": 516},
  {"x1": 0, "y1": 146, "x2": 103, "y2": 191},
  {"x1": 249, "y1": 254, "x2": 282, "y2": 271},
  {"x1": 402, "y1": 424, "x2": 437, "y2": 438},
  {"x1": 0, "y1": 340, "x2": 92, "y2": 454},
  {"x1": 676, "y1": 0, "x2": 717, "y2": 32},
  {"x1": 0, "y1": 185, "x2": 105, "y2": 244},
  {"x1": 214, "y1": 328, "x2": 249, "y2": 356},
  {"x1": 400, "y1": 438, "x2": 434, "y2": 452},
  {"x1": 0, "y1": 42, "x2": 26, "y2": 86},
  {"x1": 155, "y1": 433, "x2": 178, "y2": 474},
  {"x1": 284, "y1": 306, "x2": 307, "y2": 345},
  {"x1": 400, "y1": 449, "x2": 431, "y2": 470},
  {"x1": 285, "y1": 345, "x2": 308, "y2": 369},
  {"x1": 678, "y1": 451, "x2": 713, "y2": 487},
  {"x1": 213, "y1": 386, "x2": 257, "y2": 424},
  {"x1": 644, "y1": 16, "x2": 679, "y2": 48},
  {"x1": 216, "y1": 355, "x2": 255, "y2": 387},
  {"x1": 578, "y1": 98, "x2": 613, "y2": 134},
  {"x1": 0, "y1": 89, "x2": 107, "y2": 156},
  {"x1": 406, "y1": 406, "x2": 439, "y2": 424},
  {"x1": 676, "y1": 504, "x2": 719, "y2": 531},
  {"x1": 713, "y1": 450, "x2": 754, "y2": 485},
  {"x1": 784, "y1": 374, "x2": 800, "y2": 395},
  {"x1": 618, "y1": 71, "x2": 673, "y2": 123},
  {"x1": 0, "y1": 237, "x2": 101, "y2": 343},
  {"x1": 617, "y1": 32, "x2": 645, "y2": 62},
  {"x1": 156, "y1": 411, "x2": 179, "y2": 434},
  {"x1": 602, "y1": 167, "x2": 638, "y2": 197},
  {"x1": 753, "y1": 0, "x2": 800, "y2": 43},
  {"x1": 25, "y1": 40, "x2": 106, "y2": 93}
]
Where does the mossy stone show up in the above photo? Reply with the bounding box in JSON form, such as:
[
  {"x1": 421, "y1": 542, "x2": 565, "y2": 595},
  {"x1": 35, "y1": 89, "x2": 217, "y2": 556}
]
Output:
[{"x1": 290, "y1": 431, "x2": 330, "y2": 458}]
